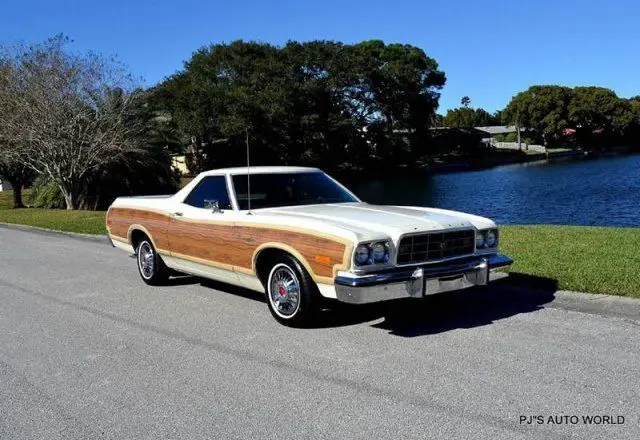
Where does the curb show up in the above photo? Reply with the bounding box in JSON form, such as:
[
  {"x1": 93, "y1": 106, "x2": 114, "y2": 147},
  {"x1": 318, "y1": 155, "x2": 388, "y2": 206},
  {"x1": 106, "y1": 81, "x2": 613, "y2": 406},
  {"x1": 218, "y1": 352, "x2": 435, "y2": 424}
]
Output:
[
  {"x1": 0, "y1": 222, "x2": 108, "y2": 244},
  {"x1": 548, "y1": 289, "x2": 640, "y2": 323},
  {"x1": 493, "y1": 276, "x2": 640, "y2": 322}
]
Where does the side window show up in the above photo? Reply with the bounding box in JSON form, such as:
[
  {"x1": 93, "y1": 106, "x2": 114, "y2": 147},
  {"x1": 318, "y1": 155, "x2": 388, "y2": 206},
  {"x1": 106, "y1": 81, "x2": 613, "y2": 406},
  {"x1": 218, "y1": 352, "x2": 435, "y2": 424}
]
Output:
[{"x1": 184, "y1": 176, "x2": 233, "y2": 210}]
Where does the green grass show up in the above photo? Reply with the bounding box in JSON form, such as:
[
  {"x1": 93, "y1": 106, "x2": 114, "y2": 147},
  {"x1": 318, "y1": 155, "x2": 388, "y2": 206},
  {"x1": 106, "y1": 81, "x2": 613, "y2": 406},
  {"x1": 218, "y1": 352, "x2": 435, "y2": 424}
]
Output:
[
  {"x1": 0, "y1": 189, "x2": 20, "y2": 209},
  {"x1": 501, "y1": 225, "x2": 640, "y2": 298},
  {"x1": 0, "y1": 190, "x2": 107, "y2": 235},
  {"x1": 1, "y1": 191, "x2": 638, "y2": 297},
  {"x1": 0, "y1": 208, "x2": 107, "y2": 235}
]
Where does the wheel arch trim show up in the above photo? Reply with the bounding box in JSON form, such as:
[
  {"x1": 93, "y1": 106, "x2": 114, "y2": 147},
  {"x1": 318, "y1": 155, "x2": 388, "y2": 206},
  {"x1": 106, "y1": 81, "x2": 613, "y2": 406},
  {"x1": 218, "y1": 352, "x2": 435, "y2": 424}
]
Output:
[
  {"x1": 127, "y1": 224, "x2": 168, "y2": 254},
  {"x1": 252, "y1": 242, "x2": 331, "y2": 285}
]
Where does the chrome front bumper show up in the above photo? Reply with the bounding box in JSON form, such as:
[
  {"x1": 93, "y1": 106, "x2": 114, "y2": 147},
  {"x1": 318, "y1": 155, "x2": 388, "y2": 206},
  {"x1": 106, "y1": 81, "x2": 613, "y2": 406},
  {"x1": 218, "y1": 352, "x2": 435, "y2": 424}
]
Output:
[{"x1": 334, "y1": 254, "x2": 513, "y2": 304}]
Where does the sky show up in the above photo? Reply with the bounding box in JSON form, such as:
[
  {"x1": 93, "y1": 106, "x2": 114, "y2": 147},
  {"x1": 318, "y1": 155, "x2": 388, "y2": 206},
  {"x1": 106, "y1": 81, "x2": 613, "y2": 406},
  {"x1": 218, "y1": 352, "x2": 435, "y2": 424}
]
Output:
[{"x1": 1, "y1": 0, "x2": 639, "y2": 113}]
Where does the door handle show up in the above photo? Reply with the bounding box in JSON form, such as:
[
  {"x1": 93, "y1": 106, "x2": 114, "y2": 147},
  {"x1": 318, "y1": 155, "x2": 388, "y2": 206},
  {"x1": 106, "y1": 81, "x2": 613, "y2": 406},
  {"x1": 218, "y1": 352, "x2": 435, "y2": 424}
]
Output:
[{"x1": 173, "y1": 212, "x2": 183, "y2": 217}]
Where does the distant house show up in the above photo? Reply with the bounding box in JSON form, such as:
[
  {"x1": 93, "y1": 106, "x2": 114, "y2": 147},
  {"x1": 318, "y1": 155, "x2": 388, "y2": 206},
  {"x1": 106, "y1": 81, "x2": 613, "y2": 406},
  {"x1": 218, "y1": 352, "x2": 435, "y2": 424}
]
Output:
[
  {"x1": 0, "y1": 177, "x2": 12, "y2": 192},
  {"x1": 476, "y1": 125, "x2": 546, "y2": 152},
  {"x1": 475, "y1": 125, "x2": 518, "y2": 139}
]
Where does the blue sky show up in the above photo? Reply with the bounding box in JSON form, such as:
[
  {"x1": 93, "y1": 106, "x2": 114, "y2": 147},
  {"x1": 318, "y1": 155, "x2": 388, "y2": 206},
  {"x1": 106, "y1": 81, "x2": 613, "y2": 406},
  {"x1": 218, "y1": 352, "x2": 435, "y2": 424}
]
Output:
[{"x1": 2, "y1": 0, "x2": 638, "y2": 112}]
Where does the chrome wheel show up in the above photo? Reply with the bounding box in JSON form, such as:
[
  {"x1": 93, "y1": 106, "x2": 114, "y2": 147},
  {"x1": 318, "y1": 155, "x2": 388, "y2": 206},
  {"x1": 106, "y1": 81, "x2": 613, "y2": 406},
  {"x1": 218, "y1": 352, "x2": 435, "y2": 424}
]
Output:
[
  {"x1": 138, "y1": 241, "x2": 155, "y2": 280},
  {"x1": 268, "y1": 263, "x2": 301, "y2": 318}
]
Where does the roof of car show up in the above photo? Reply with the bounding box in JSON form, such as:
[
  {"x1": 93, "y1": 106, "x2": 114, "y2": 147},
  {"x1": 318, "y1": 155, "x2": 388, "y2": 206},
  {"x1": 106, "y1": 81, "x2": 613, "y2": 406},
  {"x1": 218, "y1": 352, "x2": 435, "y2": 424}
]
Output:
[{"x1": 200, "y1": 166, "x2": 321, "y2": 176}]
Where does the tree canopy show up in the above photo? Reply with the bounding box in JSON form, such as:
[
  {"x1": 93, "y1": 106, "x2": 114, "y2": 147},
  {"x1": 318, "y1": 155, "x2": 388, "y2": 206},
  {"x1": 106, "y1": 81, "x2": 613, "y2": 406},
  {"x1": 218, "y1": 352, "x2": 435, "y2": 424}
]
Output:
[
  {"x1": 502, "y1": 85, "x2": 572, "y2": 145},
  {"x1": 152, "y1": 39, "x2": 446, "y2": 173},
  {"x1": 502, "y1": 85, "x2": 640, "y2": 147},
  {"x1": 443, "y1": 107, "x2": 500, "y2": 128}
]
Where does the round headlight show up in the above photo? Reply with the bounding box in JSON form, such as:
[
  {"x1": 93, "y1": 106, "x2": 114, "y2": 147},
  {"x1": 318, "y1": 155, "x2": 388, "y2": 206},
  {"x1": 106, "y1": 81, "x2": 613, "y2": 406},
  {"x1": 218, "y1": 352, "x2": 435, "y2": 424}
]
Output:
[
  {"x1": 371, "y1": 242, "x2": 387, "y2": 263},
  {"x1": 355, "y1": 244, "x2": 371, "y2": 265},
  {"x1": 486, "y1": 230, "x2": 497, "y2": 247},
  {"x1": 476, "y1": 232, "x2": 486, "y2": 249}
]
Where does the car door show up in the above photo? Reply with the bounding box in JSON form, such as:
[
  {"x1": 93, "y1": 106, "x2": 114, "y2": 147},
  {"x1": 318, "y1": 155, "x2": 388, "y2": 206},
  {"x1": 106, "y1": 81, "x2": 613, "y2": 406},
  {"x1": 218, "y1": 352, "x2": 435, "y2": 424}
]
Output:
[{"x1": 167, "y1": 174, "x2": 239, "y2": 284}]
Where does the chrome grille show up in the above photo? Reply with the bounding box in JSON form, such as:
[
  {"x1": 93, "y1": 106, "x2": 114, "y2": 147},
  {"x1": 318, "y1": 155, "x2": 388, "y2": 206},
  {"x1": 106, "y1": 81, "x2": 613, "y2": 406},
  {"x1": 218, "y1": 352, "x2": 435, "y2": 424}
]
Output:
[{"x1": 397, "y1": 230, "x2": 475, "y2": 264}]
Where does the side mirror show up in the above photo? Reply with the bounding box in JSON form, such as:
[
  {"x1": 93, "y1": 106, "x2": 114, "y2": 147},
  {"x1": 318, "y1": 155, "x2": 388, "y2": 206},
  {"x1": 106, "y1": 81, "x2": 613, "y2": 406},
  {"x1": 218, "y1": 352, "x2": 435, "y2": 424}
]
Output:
[{"x1": 204, "y1": 199, "x2": 223, "y2": 214}]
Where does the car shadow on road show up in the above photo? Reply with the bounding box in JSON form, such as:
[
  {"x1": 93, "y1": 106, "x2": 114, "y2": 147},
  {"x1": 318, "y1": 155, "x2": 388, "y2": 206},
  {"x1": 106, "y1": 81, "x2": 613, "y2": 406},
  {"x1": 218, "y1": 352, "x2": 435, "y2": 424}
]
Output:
[
  {"x1": 162, "y1": 275, "x2": 202, "y2": 287},
  {"x1": 161, "y1": 275, "x2": 267, "y2": 302},
  {"x1": 166, "y1": 272, "x2": 558, "y2": 337},
  {"x1": 315, "y1": 273, "x2": 558, "y2": 337}
]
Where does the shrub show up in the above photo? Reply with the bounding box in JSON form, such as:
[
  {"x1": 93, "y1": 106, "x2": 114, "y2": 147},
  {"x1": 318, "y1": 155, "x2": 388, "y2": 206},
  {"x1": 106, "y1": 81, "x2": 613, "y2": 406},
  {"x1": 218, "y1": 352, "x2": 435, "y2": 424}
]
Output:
[{"x1": 27, "y1": 176, "x2": 65, "y2": 209}]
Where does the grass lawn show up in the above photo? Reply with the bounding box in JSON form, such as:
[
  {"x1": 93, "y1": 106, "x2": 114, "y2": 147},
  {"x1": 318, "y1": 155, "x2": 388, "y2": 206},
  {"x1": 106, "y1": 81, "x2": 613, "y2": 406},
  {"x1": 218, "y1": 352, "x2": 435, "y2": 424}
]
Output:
[
  {"x1": 500, "y1": 225, "x2": 640, "y2": 298},
  {"x1": 0, "y1": 190, "x2": 107, "y2": 235},
  {"x1": 0, "y1": 191, "x2": 638, "y2": 297},
  {"x1": 0, "y1": 208, "x2": 107, "y2": 235}
]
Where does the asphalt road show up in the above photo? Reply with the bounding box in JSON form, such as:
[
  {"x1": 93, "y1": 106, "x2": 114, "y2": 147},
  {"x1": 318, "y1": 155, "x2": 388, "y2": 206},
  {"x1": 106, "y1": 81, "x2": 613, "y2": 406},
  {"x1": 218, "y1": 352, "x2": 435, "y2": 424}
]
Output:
[{"x1": 1, "y1": 226, "x2": 639, "y2": 440}]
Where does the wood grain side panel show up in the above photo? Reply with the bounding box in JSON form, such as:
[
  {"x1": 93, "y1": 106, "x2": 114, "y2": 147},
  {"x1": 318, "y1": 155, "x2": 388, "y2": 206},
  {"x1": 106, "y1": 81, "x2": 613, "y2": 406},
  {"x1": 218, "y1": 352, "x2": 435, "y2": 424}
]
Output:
[
  {"x1": 106, "y1": 207, "x2": 351, "y2": 281},
  {"x1": 169, "y1": 221, "x2": 245, "y2": 270},
  {"x1": 169, "y1": 220, "x2": 348, "y2": 280},
  {"x1": 235, "y1": 226, "x2": 347, "y2": 278},
  {"x1": 106, "y1": 207, "x2": 170, "y2": 250}
]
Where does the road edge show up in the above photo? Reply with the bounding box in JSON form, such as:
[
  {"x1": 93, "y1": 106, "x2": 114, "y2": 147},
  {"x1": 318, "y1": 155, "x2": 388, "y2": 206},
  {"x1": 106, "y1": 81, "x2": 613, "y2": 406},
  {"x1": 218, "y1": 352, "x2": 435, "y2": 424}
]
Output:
[
  {"x1": 546, "y1": 289, "x2": 640, "y2": 324},
  {"x1": 0, "y1": 222, "x2": 108, "y2": 244}
]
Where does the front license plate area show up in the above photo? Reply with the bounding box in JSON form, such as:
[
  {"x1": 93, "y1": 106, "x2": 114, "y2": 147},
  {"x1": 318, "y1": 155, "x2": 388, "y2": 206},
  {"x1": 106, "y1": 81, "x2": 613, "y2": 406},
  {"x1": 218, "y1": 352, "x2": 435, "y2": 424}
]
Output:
[{"x1": 424, "y1": 273, "x2": 475, "y2": 296}]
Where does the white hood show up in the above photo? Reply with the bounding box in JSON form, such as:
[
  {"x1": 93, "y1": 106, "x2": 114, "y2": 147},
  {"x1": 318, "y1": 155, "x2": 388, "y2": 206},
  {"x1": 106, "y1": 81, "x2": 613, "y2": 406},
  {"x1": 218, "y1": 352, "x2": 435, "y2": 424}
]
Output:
[{"x1": 259, "y1": 202, "x2": 496, "y2": 243}]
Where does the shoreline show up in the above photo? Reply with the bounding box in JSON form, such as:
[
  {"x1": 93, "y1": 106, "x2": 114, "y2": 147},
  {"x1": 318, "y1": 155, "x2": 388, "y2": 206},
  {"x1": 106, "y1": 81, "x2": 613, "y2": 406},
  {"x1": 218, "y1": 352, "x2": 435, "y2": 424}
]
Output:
[
  {"x1": 335, "y1": 146, "x2": 638, "y2": 178},
  {"x1": 424, "y1": 146, "x2": 640, "y2": 174}
]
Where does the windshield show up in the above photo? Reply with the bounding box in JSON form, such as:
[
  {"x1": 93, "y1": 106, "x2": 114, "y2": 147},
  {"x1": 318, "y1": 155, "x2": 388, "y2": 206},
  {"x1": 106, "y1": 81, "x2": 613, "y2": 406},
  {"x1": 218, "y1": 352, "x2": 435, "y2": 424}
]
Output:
[{"x1": 232, "y1": 172, "x2": 358, "y2": 210}]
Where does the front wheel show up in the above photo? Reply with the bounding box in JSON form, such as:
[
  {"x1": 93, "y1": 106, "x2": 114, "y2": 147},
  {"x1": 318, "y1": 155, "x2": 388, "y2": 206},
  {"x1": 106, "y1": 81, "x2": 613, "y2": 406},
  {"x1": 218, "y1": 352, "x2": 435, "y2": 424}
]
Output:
[
  {"x1": 266, "y1": 255, "x2": 319, "y2": 327},
  {"x1": 136, "y1": 238, "x2": 169, "y2": 285}
]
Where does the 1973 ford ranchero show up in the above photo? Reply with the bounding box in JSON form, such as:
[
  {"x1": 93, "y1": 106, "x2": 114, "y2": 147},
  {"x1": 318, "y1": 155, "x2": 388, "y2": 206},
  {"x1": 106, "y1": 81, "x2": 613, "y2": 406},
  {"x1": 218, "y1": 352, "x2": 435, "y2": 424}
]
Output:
[{"x1": 106, "y1": 166, "x2": 513, "y2": 325}]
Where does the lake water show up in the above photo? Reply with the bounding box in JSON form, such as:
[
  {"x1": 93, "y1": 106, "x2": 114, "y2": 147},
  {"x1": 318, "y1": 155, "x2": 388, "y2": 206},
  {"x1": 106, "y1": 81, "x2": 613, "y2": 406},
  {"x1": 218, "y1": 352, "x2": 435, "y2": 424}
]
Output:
[{"x1": 348, "y1": 154, "x2": 640, "y2": 227}]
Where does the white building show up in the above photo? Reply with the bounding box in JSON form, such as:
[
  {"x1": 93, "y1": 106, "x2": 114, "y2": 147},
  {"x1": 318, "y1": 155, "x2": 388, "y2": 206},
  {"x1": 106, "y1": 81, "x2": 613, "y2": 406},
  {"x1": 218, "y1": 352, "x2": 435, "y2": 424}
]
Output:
[{"x1": 0, "y1": 177, "x2": 12, "y2": 192}]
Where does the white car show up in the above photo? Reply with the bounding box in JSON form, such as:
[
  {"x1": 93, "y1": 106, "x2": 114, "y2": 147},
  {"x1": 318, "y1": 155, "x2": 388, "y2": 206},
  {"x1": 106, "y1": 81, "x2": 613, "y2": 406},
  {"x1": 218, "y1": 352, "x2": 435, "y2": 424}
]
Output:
[{"x1": 106, "y1": 166, "x2": 513, "y2": 326}]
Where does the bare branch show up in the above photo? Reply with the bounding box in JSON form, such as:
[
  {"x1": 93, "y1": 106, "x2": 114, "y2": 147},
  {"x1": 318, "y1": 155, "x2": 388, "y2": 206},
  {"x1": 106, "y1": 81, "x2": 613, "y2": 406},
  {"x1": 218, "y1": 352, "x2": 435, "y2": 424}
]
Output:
[{"x1": 0, "y1": 36, "x2": 143, "y2": 209}]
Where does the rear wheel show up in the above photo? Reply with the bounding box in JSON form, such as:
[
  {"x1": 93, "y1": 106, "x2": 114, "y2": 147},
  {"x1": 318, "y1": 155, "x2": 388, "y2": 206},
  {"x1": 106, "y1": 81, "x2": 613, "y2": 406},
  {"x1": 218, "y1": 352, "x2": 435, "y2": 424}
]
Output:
[
  {"x1": 136, "y1": 238, "x2": 168, "y2": 285},
  {"x1": 265, "y1": 255, "x2": 319, "y2": 327}
]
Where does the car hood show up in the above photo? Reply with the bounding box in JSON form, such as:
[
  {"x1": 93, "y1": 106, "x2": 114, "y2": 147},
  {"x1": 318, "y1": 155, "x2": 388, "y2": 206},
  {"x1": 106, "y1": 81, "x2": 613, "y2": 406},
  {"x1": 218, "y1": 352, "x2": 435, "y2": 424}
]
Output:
[{"x1": 259, "y1": 203, "x2": 496, "y2": 242}]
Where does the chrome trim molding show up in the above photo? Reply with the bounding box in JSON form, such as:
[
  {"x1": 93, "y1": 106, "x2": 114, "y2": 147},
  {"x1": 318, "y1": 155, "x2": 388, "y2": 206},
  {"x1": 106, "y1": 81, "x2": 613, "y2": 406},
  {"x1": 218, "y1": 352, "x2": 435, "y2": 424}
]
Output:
[{"x1": 334, "y1": 253, "x2": 513, "y2": 304}]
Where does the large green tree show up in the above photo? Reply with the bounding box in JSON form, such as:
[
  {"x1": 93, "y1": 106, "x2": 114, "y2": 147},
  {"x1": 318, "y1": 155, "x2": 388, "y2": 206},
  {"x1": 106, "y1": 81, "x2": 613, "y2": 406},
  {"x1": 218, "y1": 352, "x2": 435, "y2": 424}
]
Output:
[
  {"x1": 502, "y1": 85, "x2": 572, "y2": 145},
  {"x1": 152, "y1": 39, "x2": 446, "y2": 172},
  {"x1": 337, "y1": 41, "x2": 445, "y2": 151},
  {"x1": 568, "y1": 87, "x2": 633, "y2": 146}
]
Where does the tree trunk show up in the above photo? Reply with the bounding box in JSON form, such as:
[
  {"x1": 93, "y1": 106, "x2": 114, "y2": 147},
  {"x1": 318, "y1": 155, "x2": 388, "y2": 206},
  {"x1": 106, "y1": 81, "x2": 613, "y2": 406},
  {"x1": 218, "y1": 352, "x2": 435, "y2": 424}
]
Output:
[
  {"x1": 64, "y1": 193, "x2": 75, "y2": 210},
  {"x1": 59, "y1": 186, "x2": 77, "y2": 210},
  {"x1": 8, "y1": 178, "x2": 25, "y2": 208}
]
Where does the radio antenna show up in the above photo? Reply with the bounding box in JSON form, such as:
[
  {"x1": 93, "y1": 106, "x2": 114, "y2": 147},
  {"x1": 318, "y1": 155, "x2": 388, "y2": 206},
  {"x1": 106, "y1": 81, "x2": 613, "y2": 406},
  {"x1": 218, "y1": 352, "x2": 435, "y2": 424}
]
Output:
[{"x1": 246, "y1": 127, "x2": 251, "y2": 214}]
